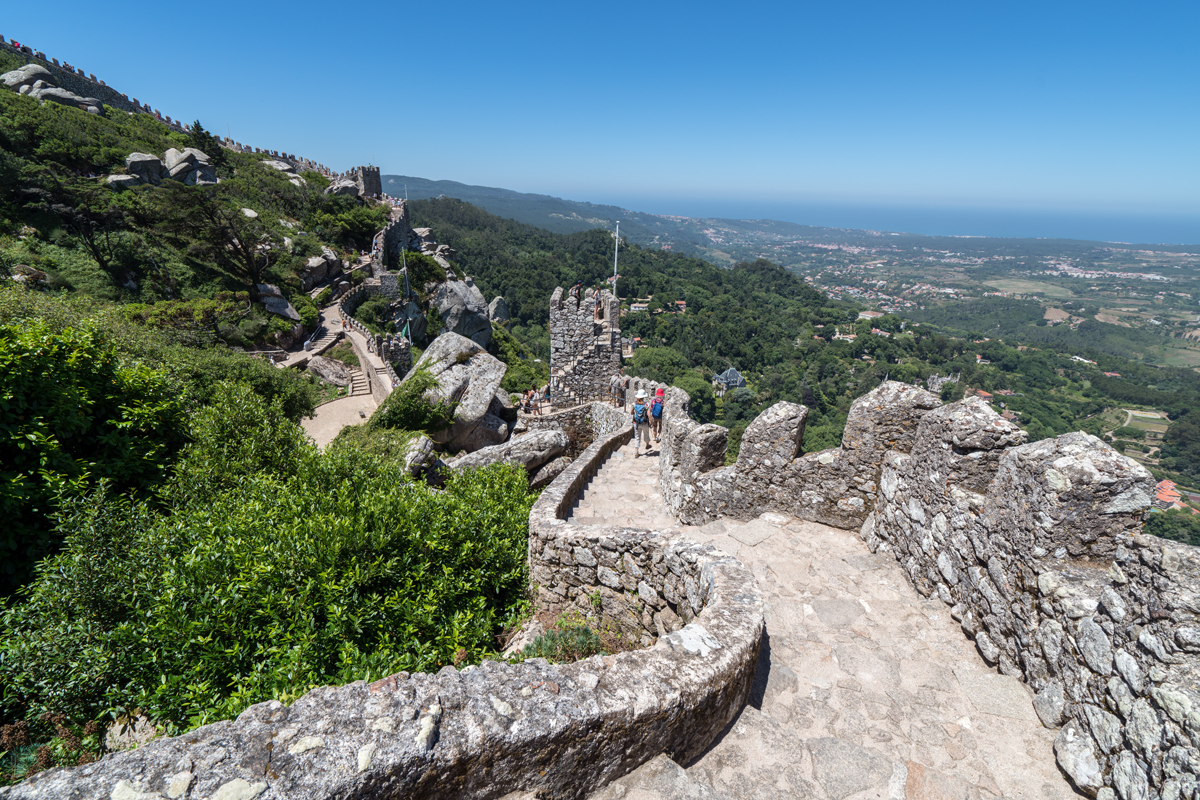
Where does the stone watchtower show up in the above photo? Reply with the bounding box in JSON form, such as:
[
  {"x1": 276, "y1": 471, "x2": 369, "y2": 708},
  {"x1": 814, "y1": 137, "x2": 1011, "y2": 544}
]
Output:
[
  {"x1": 352, "y1": 166, "x2": 382, "y2": 198},
  {"x1": 549, "y1": 286, "x2": 621, "y2": 406}
]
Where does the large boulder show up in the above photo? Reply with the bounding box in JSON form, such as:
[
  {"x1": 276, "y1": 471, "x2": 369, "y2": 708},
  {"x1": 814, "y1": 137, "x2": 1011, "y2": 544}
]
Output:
[
  {"x1": 530, "y1": 455, "x2": 570, "y2": 489},
  {"x1": 404, "y1": 332, "x2": 508, "y2": 453},
  {"x1": 447, "y1": 429, "x2": 568, "y2": 476},
  {"x1": 307, "y1": 355, "x2": 355, "y2": 387},
  {"x1": 1, "y1": 64, "x2": 52, "y2": 89},
  {"x1": 434, "y1": 278, "x2": 491, "y2": 348},
  {"x1": 106, "y1": 174, "x2": 139, "y2": 190},
  {"x1": 301, "y1": 256, "x2": 329, "y2": 290},
  {"x1": 187, "y1": 166, "x2": 217, "y2": 186},
  {"x1": 488, "y1": 296, "x2": 510, "y2": 324},
  {"x1": 124, "y1": 153, "x2": 163, "y2": 184},
  {"x1": 181, "y1": 147, "x2": 211, "y2": 165},
  {"x1": 262, "y1": 295, "x2": 301, "y2": 321},
  {"x1": 324, "y1": 178, "x2": 359, "y2": 197}
]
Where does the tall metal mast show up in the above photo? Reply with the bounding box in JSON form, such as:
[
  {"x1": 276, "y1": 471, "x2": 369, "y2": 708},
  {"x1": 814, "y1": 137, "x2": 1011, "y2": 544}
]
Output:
[{"x1": 612, "y1": 221, "x2": 620, "y2": 295}]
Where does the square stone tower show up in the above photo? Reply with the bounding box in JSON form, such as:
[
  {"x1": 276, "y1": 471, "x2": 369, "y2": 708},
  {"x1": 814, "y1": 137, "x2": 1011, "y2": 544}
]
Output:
[
  {"x1": 353, "y1": 166, "x2": 382, "y2": 198},
  {"x1": 550, "y1": 286, "x2": 621, "y2": 406}
]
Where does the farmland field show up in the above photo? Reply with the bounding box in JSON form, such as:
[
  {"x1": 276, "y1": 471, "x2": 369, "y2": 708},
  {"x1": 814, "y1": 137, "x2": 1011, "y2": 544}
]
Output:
[{"x1": 983, "y1": 279, "x2": 1076, "y2": 298}]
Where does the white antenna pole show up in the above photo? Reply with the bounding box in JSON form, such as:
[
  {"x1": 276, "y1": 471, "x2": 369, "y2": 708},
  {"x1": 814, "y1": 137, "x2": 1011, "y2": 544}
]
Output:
[{"x1": 613, "y1": 221, "x2": 620, "y2": 293}]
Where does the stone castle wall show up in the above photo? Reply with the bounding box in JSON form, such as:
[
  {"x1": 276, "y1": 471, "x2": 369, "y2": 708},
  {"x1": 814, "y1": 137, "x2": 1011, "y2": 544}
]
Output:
[
  {"x1": 337, "y1": 284, "x2": 402, "y2": 402},
  {"x1": 863, "y1": 397, "x2": 1196, "y2": 800},
  {"x1": 549, "y1": 286, "x2": 621, "y2": 406},
  {"x1": 634, "y1": 376, "x2": 1190, "y2": 799}
]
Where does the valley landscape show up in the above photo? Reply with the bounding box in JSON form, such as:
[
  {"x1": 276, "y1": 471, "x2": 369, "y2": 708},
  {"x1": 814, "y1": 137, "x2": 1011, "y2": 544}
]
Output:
[{"x1": 2, "y1": 5, "x2": 1200, "y2": 800}]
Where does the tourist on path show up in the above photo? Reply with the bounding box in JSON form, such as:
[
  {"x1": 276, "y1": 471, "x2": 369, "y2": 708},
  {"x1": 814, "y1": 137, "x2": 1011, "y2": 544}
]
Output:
[
  {"x1": 651, "y1": 387, "x2": 665, "y2": 442},
  {"x1": 609, "y1": 373, "x2": 620, "y2": 406},
  {"x1": 618, "y1": 369, "x2": 629, "y2": 410},
  {"x1": 632, "y1": 389, "x2": 652, "y2": 457}
]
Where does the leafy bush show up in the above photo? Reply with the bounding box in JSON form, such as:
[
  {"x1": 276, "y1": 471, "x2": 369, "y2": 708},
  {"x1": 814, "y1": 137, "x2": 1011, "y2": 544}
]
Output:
[
  {"x1": 330, "y1": 425, "x2": 420, "y2": 462},
  {"x1": 0, "y1": 387, "x2": 534, "y2": 730},
  {"x1": 369, "y1": 367, "x2": 456, "y2": 434},
  {"x1": 325, "y1": 340, "x2": 359, "y2": 368},
  {"x1": 520, "y1": 625, "x2": 605, "y2": 663},
  {"x1": 0, "y1": 321, "x2": 186, "y2": 594},
  {"x1": 1114, "y1": 426, "x2": 1146, "y2": 439},
  {"x1": 315, "y1": 287, "x2": 333, "y2": 306},
  {"x1": 291, "y1": 293, "x2": 319, "y2": 329},
  {"x1": 1145, "y1": 509, "x2": 1200, "y2": 547},
  {"x1": 354, "y1": 293, "x2": 394, "y2": 335},
  {"x1": 400, "y1": 250, "x2": 445, "y2": 290},
  {"x1": 492, "y1": 323, "x2": 549, "y2": 394}
]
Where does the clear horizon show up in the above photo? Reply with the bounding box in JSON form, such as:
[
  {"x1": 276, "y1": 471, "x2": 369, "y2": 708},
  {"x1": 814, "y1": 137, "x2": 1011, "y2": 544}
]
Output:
[{"x1": 5, "y1": 0, "x2": 1197, "y2": 243}]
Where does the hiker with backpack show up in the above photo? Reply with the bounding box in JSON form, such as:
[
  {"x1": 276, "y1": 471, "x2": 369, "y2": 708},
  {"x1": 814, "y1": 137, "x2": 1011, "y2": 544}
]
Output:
[
  {"x1": 632, "y1": 389, "x2": 652, "y2": 456},
  {"x1": 650, "y1": 388, "x2": 665, "y2": 442}
]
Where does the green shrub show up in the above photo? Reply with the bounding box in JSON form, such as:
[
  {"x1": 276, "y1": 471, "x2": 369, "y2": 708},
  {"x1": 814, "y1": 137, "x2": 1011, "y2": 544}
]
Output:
[
  {"x1": 315, "y1": 287, "x2": 333, "y2": 306},
  {"x1": 520, "y1": 625, "x2": 605, "y2": 663},
  {"x1": 400, "y1": 250, "x2": 445, "y2": 289},
  {"x1": 369, "y1": 367, "x2": 456, "y2": 434},
  {"x1": 0, "y1": 321, "x2": 186, "y2": 594},
  {"x1": 1114, "y1": 426, "x2": 1146, "y2": 439},
  {"x1": 292, "y1": 293, "x2": 319, "y2": 329},
  {"x1": 492, "y1": 323, "x2": 548, "y2": 393},
  {"x1": 354, "y1": 293, "x2": 393, "y2": 335},
  {"x1": 330, "y1": 425, "x2": 419, "y2": 462},
  {"x1": 326, "y1": 340, "x2": 360, "y2": 368},
  {"x1": 0, "y1": 388, "x2": 534, "y2": 730}
]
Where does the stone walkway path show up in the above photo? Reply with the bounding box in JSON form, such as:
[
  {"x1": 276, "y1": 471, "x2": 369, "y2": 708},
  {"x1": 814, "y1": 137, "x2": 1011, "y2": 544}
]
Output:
[
  {"x1": 300, "y1": 392, "x2": 376, "y2": 448},
  {"x1": 567, "y1": 438, "x2": 678, "y2": 531},
  {"x1": 572, "y1": 444, "x2": 1075, "y2": 800}
]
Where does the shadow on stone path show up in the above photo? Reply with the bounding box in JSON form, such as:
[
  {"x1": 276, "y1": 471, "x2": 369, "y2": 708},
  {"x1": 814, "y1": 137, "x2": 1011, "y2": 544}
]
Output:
[{"x1": 573, "y1": 443, "x2": 1077, "y2": 800}]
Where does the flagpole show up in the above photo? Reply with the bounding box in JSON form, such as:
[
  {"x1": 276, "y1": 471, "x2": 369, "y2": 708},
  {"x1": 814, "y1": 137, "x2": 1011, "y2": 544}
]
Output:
[{"x1": 612, "y1": 221, "x2": 620, "y2": 295}]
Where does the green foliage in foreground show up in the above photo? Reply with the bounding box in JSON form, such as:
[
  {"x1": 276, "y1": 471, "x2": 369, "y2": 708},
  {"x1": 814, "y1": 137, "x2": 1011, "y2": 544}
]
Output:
[
  {"x1": 0, "y1": 384, "x2": 535, "y2": 730},
  {"x1": 369, "y1": 366, "x2": 456, "y2": 434},
  {"x1": 0, "y1": 321, "x2": 187, "y2": 594}
]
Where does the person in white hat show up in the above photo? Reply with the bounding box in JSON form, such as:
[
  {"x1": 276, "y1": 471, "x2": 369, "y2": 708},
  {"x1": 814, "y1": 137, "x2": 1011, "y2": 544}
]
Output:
[{"x1": 631, "y1": 388, "x2": 652, "y2": 456}]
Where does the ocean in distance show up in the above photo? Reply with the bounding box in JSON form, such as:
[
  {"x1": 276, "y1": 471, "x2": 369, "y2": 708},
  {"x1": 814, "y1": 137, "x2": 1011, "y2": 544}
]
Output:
[{"x1": 603, "y1": 196, "x2": 1200, "y2": 247}]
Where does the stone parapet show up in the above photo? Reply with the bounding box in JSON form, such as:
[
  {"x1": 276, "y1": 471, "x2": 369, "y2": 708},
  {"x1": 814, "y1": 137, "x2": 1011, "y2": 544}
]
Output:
[
  {"x1": 5, "y1": 399, "x2": 765, "y2": 800},
  {"x1": 651, "y1": 379, "x2": 939, "y2": 529},
  {"x1": 862, "y1": 395, "x2": 1200, "y2": 798}
]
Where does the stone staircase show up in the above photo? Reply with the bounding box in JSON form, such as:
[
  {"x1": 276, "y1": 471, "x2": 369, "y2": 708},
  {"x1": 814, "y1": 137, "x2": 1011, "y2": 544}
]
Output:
[
  {"x1": 304, "y1": 322, "x2": 339, "y2": 355},
  {"x1": 348, "y1": 367, "x2": 370, "y2": 397}
]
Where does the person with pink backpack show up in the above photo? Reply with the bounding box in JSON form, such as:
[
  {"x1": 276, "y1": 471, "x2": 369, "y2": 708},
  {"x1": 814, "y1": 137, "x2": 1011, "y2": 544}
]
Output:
[{"x1": 650, "y1": 388, "x2": 665, "y2": 443}]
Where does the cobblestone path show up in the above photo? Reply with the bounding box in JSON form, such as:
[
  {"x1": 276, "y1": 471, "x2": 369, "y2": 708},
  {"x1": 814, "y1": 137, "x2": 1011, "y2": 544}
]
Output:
[{"x1": 574, "y1": 440, "x2": 1075, "y2": 800}]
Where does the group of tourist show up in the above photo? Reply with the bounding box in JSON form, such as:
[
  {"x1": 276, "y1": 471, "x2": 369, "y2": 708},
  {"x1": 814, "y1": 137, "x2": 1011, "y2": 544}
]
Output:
[
  {"x1": 630, "y1": 387, "x2": 665, "y2": 457},
  {"x1": 521, "y1": 383, "x2": 550, "y2": 415},
  {"x1": 608, "y1": 370, "x2": 664, "y2": 457}
]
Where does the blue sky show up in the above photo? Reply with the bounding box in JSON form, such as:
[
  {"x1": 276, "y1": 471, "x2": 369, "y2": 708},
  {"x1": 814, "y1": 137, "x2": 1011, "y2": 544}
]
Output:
[{"x1": 5, "y1": 1, "x2": 1199, "y2": 238}]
